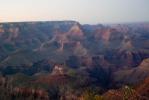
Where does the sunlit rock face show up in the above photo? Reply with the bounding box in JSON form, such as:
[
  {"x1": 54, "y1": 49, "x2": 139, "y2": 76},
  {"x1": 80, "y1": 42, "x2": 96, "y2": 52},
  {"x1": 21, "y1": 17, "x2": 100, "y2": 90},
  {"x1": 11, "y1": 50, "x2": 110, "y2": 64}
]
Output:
[{"x1": 51, "y1": 64, "x2": 66, "y2": 75}]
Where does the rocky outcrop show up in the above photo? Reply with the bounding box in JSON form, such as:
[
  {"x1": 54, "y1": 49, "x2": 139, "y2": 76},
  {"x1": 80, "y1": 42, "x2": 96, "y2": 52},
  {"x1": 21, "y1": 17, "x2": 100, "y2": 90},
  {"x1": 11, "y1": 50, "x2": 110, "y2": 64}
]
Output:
[
  {"x1": 113, "y1": 58, "x2": 149, "y2": 85},
  {"x1": 139, "y1": 58, "x2": 149, "y2": 68},
  {"x1": 68, "y1": 23, "x2": 84, "y2": 37},
  {"x1": 51, "y1": 64, "x2": 66, "y2": 75},
  {"x1": 103, "y1": 77, "x2": 149, "y2": 100},
  {"x1": 136, "y1": 77, "x2": 149, "y2": 99}
]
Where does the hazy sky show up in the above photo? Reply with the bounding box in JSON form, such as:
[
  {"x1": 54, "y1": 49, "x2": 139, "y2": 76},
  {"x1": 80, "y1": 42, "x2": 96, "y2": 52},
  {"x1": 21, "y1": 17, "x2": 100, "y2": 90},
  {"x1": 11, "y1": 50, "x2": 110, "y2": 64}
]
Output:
[{"x1": 0, "y1": 0, "x2": 149, "y2": 24}]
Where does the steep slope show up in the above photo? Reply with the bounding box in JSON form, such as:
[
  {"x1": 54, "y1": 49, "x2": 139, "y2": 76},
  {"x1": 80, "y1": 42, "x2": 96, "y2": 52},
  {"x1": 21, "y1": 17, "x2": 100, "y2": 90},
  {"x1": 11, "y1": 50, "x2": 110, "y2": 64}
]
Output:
[
  {"x1": 136, "y1": 77, "x2": 149, "y2": 99},
  {"x1": 103, "y1": 77, "x2": 149, "y2": 100},
  {"x1": 113, "y1": 58, "x2": 149, "y2": 85}
]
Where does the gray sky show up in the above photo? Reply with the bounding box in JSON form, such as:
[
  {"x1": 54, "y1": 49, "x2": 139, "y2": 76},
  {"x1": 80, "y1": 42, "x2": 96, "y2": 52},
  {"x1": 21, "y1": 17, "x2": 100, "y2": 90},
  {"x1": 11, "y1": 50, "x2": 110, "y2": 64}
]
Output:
[{"x1": 0, "y1": 0, "x2": 149, "y2": 24}]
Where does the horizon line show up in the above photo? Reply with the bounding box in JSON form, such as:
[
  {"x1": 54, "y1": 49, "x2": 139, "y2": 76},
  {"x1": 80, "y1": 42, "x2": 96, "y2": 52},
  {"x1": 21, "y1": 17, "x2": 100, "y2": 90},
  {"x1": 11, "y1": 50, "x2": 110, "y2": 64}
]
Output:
[{"x1": 0, "y1": 20, "x2": 149, "y2": 25}]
